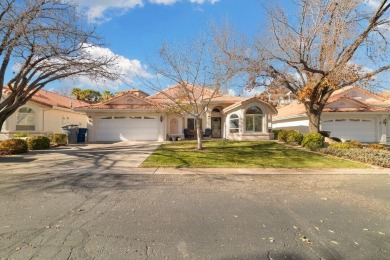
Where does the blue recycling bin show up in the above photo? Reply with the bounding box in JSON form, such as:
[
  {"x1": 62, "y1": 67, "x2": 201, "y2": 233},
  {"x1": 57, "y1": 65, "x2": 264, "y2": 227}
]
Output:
[{"x1": 77, "y1": 128, "x2": 88, "y2": 143}]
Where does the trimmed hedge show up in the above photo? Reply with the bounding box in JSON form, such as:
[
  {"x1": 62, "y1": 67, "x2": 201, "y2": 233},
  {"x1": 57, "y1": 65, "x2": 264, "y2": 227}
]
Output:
[
  {"x1": 328, "y1": 142, "x2": 357, "y2": 149},
  {"x1": 50, "y1": 133, "x2": 67, "y2": 146},
  {"x1": 0, "y1": 138, "x2": 28, "y2": 155},
  {"x1": 286, "y1": 130, "x2": 303, "y2": 145},
  {"x1": 301, "y1": 133, "x2": 324, "y2": 150},
  {"x1": 272, "y1": 129, "x2": 282, "y2": 140},
  {"x1": 278, "y1": 129, "x2": 296, "y2": 142},
  {"x1": 27, "y1": 136, "x2": 50, "y2": 150},
  {"x1": 321, "y1": 148, "x2": 390, "y2": 168}
]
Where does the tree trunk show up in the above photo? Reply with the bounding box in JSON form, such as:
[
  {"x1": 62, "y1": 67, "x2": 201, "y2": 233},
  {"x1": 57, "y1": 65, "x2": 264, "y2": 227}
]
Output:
[
  {"x1": 196, "y1": 118, "x2": 203, "y2": 150},
  {"x1": 307, "y1": 110, "x2": 321, "y2": 133},
  {"x1": 0, "y1": 116, "x2": 5, "y2": 132}
]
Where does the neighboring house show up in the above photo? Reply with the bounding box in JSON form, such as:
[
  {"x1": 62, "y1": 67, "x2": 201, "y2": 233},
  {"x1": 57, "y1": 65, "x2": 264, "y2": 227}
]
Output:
[
  {"x1": 76, "y1": 85, "x2": 277, "y2": 142},
  {"x1": 273, "y1": 86, "x2": 390, "y2": 143},
  {"x1": 0, "y1": 88, "x2": 88, "y2": 139}
]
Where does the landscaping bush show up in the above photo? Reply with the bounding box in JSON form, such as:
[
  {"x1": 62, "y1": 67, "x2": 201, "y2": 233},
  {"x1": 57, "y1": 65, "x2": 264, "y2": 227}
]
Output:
[
  {"x1": 13, "y1": 132, "x2": 28, "y2": 138},
  {"x1": 27, "y1": 136, "x2": 51, "y2": 150},
  {"x1": 366, "y1": 144, "x2": 388, "y2": 151},
  {"x1": 286, "y1": 130, "x2": 303, "y2": 145},
  {"x1": 50, "y1": 133, "x2": 68, "y2": 146},
  {"x1": 278, "y1": 129, "x2": 296, "y2": 142},
  {"x1": 344, "y1": 140, "x2": 363, "y2": 149},
  {"x1": 0, "y1": 138, "x2": 28, "y2": 155},
  {"x1": 272, "y1": 129, "x2": 282, "y2": 140},
  {"x1": 301, "y1": 133, "x2": 324, "y2": 150},
  {"x1": 321, "y1": 148, "x2": 390, "y2": 168}
]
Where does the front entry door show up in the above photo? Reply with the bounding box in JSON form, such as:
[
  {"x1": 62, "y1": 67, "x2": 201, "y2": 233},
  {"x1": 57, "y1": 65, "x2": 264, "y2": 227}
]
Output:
[{"x1": 211, "y1": 117, "x2": 221, "y2": 138}]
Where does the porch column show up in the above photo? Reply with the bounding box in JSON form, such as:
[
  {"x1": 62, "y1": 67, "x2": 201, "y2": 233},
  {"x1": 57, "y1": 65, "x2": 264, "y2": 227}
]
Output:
[{"x1": 379, "y1": 115, "x2": 386, "y2": 143}]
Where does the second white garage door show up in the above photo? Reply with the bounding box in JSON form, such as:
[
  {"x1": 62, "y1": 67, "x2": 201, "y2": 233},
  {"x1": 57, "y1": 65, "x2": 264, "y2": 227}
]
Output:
[
  {"x1": 97, "y1": 115, "x2": 159, "y2": 142},
  {"x1": 321, "y1": 118, "x2": 376, "y2": 142}
]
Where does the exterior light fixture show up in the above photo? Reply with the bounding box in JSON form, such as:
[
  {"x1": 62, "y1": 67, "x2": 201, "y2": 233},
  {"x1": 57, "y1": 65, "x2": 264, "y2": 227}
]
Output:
[{"x1": 160, "y1": 115, "x2": 163, "y2": 122}]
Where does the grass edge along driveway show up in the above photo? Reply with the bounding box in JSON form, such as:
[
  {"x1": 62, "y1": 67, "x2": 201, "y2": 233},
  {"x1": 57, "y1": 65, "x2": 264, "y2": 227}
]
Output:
[{"x1": 141, "y1": 140, "x2": 368, "y2": 168}]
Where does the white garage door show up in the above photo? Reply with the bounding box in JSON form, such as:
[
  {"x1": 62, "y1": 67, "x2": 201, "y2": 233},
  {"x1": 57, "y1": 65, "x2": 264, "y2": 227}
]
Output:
[
  {"x1": 321, "y1": 118, "x2": 376, "y2": 142},
  {"x1": 97, "y1": 115, "x2": 159, "y2": 141}
]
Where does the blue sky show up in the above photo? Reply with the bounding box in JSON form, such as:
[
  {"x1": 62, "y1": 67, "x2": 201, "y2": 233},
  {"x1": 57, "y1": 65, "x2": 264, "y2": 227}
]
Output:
[
  {"x1": 49, "y1": 0, "x2": 388, "y2": 95},
  {"x1": 51, "y1": 0, "x2": 274, "y2": 95}
]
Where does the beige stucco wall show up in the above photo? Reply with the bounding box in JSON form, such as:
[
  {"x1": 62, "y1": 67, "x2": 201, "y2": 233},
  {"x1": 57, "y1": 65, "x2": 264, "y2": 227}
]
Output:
[
  {"x1": 224, "y1": 101, "x2": 274, "y2": 141},
  {"x1": 1, "y1": 101, "x2": 88, "y2": 137}
]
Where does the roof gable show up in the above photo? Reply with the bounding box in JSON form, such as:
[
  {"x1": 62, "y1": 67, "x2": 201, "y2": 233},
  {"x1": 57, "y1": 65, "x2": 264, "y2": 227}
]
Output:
[
  {"x1": 147, "y1": 84, "x2": 222, "y2": 103},
  {"x1": 325, "y1": 97, "x2": 368, "y2": 109},
  {"x1": 104, "y1": 92, "x2": 153, "y2": 106},
  {"x1": 331, "y1": 86, "x2": 386, "y2": 104},
  {"x1": 223, "y1": 96, "x2": 278, "y2": 115}
]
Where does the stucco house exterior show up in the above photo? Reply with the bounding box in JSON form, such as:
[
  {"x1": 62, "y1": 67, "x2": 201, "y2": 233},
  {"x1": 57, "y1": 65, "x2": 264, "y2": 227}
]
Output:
[
  {"x1": 76, "y1": 85, "x2": 277, "y2": 142},
  {"x1": 273, "y1": 86, "x2": 390, "y2": 143},
  {"x1": 0, "y1": 88, "x2": 88, "y2": 140}
]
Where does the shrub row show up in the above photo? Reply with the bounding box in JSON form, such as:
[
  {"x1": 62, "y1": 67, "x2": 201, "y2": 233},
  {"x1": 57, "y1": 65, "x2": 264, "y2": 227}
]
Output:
[
  {"x1": 0, "y1": 134, "x2": 68, "y2": 155},
  {"x1": 276, "y1": 129, "x2": 324, "y2": 149},
  {"x1": 321, "y1": 148, "x2": 390, "y2": 168}
]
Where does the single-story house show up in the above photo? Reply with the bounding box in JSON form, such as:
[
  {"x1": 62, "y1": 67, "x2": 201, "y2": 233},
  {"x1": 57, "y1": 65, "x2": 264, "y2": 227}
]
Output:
[
  {"x1": 273, "y1": 86, "x2": 390, "y2": 143},
  {"x1": 0, "y1": 88, "x2": 88, "y2": 140},
  {"x1": 75, "y1": 85, "x2": 278, "y2": 142}
]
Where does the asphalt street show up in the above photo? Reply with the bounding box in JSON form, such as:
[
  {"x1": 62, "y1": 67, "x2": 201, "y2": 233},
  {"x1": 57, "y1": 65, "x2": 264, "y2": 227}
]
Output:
[{"x1": 0, "y1": 143, "x2": 389, "y2": 259}]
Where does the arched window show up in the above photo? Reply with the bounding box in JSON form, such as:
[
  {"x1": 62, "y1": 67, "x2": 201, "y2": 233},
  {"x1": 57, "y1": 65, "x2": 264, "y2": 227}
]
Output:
[
  {"x1": 229, "y1": 114, "x2": 239, "y2": 133},
  {"x1": 245, "y1": 106, "x2": 263, "y2": 132},
  {"x1": 212, "y1": 108, "x2": 221, "y2": 113},
  {"x1": 16, "y1": 107, "x2": 35, "y2": 131}
]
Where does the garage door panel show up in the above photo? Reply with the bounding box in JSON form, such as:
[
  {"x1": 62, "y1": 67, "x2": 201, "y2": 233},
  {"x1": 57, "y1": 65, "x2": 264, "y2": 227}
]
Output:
[
  {"x1": 97, "y1": 116, "x2": 159, "y2": 141},
  {"x1": 322, "y1": 118, "x2": 376, "y2": 142}
]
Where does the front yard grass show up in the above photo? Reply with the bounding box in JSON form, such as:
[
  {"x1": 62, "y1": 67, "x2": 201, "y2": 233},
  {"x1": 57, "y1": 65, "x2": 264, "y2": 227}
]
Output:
[{"x1": 141, "y1": 140, "x2": 368, "y2": 168}]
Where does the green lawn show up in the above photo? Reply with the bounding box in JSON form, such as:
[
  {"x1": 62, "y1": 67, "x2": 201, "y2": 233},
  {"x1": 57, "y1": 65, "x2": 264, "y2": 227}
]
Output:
[{"x1": 141, "y1": 140, "x2": 368, "y2": 168}]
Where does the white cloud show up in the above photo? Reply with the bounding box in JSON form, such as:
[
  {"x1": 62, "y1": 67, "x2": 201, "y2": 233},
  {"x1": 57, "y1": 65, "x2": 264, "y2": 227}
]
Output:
[
  {"x1": 149, "y1": 0, "x2": 179, "y2": 5},
  {"x1": 227, "y1": 88, "x2": 236, "y2": 96},
  {"x1": 190, "y1": 0, "x2": 219, "y2": 4},
  {"x1": 72, "y1": 0, "x2": 144, "y2": 23},
  {"x1": 367, "y1": 0, "x2": 380, "y2": 8},
  {"x1": 75, "y1": 44, "x2": 152, "y2": 89},
  {"x1": 72, "y1": 0, "x2": 220, "y2": 23}
]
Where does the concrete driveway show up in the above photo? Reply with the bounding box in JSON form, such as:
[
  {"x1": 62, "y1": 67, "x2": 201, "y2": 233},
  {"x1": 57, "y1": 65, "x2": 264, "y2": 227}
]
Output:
[{"x1": 1, "y1": 141, "x2": 161, "y2": 175}]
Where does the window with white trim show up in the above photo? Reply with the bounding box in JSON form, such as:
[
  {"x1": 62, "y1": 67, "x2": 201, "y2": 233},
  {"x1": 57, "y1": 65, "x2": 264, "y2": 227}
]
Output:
[
  {"x1": 245, "y1": 106, "x2": 263, "y2": 132},
  {"x1": 16, "y1": 107, "x2": 35, "y2": 131},
  {"x1": 229, "y1": 114, "x2": 239, "y2": 133}
]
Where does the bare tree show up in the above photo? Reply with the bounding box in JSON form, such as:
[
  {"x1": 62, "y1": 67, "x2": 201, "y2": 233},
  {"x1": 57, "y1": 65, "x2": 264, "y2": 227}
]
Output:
[
  {"x1": 215, "y1": 0, "x2": 390, "y2": 133},
  {"x1": 0, "y1": 0, "x2": 120, "y2": 130},
  {"x1": 142, "y1": 35, "x2": 232, "y2": 150}
]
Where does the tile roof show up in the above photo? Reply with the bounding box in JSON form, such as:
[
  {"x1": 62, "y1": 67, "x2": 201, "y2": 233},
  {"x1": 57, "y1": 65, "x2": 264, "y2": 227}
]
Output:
[
  {"x1": 2, "y1": 87, "x2": 88, "y2": 109},
  {"x1": 223, "y1": 96, "x2": 278, "y2": 115},
  {"x1": 274, "y1": 86, "x2": 390, "y2": 119},
  {"x1": 76, "y1": 91, "x2": 165, "y2": 110},
  {"x1": 147, "y1": 84, "x2": 224, "y2": 103}
]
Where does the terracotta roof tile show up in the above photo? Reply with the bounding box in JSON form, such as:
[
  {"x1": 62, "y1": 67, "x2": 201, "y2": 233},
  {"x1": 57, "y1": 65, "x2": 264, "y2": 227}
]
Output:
[
  {"x1": 2, "y1": 87, "x2": 88, "y2": 109},
  {"x1": 147, "y1": 84, "x2": 223, "y2": 103},
  {"x1": 274, "y1": 86, "x2": 390, "y2": 119}
]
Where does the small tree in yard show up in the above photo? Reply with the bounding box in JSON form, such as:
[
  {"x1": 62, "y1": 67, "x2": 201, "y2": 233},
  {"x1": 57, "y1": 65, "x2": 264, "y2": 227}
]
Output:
[
  {"x1": 0, "y1": 0, "x2": 121, "y2": 130},
  {"x1": 142, "y1": 36, "x2": 232, "y2": 150},
  {"x1": 215, "y1": 0, "x2": 390, "y2": 133}
]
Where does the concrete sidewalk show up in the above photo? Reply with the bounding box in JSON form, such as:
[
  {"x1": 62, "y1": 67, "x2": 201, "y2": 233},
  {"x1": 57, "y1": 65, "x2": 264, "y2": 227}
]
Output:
[{"x1": 151, "y1": 167, "x2": 390, "y2": 175}]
